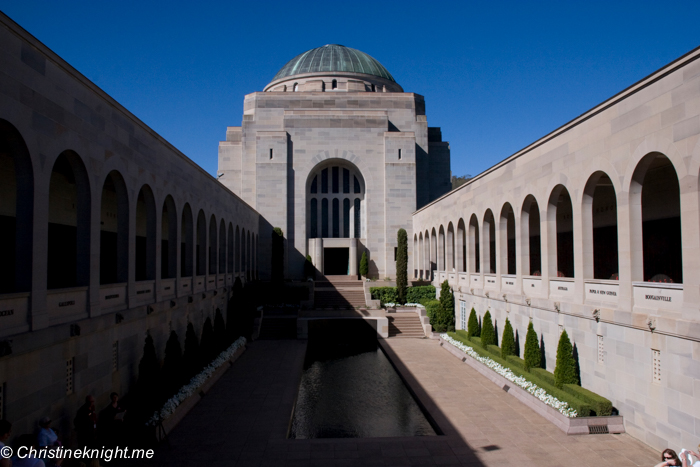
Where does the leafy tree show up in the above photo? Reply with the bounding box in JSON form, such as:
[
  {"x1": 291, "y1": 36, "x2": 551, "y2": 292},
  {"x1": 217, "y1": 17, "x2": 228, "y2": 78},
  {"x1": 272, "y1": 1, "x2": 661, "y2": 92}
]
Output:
[
  {"x1": 523, "y1": 321, "x2": 541, "y2": 371},
  {"x1": 183, "y1": 322, "x2": 200, "y2": 379},
  {"x1": 554, "y1": 330, "x2": 579, "y2": 388},
  {"x1": 396, "y1": 229, "x2": 408, "y2": 304},
  {"x1": 360, "y1": 250, "x2": 369, "y2": 278},
  {"x1": 467, "y1": 308, "x2": 479, "y2": 337},
  {"x1": 271, "y1": 227, "x2": 284, "y2": 283},
  {"x1": 500, "y1": 318, "x2": 515, "y2": 358},
  {"x1": 451, "y1": 174, "x2": 473, "y2": 190},
  {"x1": 304, "y1": 254, "x2": 315, "y2": 280},
  {"x1": 162, "y1": 330, "x2": 183, "y2": 395},
  {"x1": 480, "y1": 310, "x2": 496, "y2": 348}
]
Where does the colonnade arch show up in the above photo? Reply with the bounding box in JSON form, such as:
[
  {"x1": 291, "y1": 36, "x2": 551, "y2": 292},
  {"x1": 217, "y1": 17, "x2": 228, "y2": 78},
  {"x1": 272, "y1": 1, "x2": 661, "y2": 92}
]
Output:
[
  {"x1": 0, "y1": 120, "x2": 34, "y2": 293},
  {"x1": 47, "y1": 151, "x2": 91, "y2": 290},
  {"x1": 100, "y1": 170, "x2": 128, "y2": 285},
  {"x1": 162, "y1": 196, "x2": 177, "y2": 279},
  {"x1": 416, "y1": 150, "x2": 685, "y2": 289},
  {"x1": 135, "y1": 184, "x2": 156, "y2": 281}
]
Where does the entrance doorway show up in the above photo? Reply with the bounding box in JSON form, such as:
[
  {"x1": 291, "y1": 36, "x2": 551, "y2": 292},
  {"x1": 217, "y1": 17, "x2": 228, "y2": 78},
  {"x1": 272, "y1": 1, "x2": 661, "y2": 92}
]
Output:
[{"x1": 324, "y1": 248, "x2": 349, "y2": 275}]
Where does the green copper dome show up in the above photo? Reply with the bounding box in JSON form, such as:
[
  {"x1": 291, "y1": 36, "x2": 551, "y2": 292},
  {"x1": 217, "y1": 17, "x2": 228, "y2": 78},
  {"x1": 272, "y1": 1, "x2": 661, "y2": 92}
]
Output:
[{"x1": 272, "y1": 44, "x2": 395, "y2": 82}]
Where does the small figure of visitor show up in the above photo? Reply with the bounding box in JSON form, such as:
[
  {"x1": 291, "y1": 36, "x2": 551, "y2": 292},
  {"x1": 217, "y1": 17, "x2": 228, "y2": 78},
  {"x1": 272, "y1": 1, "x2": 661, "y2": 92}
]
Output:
[
  {"x1": 37, "y1": 417, "x2": 60, "y2": 448},
  {"x1": 0, "y1": 419, "x2": 12, "y2": 467},
  {"x1": 655, "y1": 449, "x2": 682, "y2": 467},
  {"x1": 98, "y1": 393, "x2": 125, "y2": 447},
  {"x1": 680, "y1": 446, "x2": 700, "y2": 467},
  {"x1": 11, "y1": 434, "x2": 54, "y2": 467},
  {"x1": 73, "y1": 395, "x2": 97, "y2": 448}
]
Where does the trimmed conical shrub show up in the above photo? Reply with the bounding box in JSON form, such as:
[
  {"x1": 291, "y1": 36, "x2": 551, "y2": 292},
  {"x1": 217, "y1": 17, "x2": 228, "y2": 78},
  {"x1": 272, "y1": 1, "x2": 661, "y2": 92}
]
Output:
[
  {"x1": 271, "y1": 227, "x2": 284, "y2": 284},
  {"x1": 523, "y1": 321, "x2": 541, "y2": 371},
  {"x1": 501, "y1": 318, "x2": 515, "y2": 359},
  {"x1": 162, "y1": 330, "x2": 183, "y2": 394},
  {"x1": 200, "y1": 317, "x2": 216, "y2": 365},
  {"x1": 554, "y1": 330, "x2": 579, "y2": 388},
  {"x1": 439, "y1": 280, "x2": 455, "y2": 331},
  {"x1": 360, "y1": 251, "x2": 369, "y2": 278},
  {"x1": 396, "y1": 228, "x2": 408, "y2": 304},
  {"x1": 467, "y1": 308, "x2": 479, "y2": 337},
  {"x1": 304, "y1": 254, "x2": 315, "y2": 280},
  {"x1": 480, "y1": 310, "x2": 496, "y2": 348},
  {"x1": 138, "y1": 332, "x2": 161, "y2": 406},
  {"x1": 214, "y1": 309, "x2": 227, "y2": 353},
  {"x1": 183, "y1": 322, "x2": 200, "y2": 379}
]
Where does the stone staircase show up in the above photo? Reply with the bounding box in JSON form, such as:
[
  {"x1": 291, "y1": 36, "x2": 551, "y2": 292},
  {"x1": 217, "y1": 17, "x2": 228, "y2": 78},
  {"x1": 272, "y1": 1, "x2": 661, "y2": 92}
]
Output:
[
  {"x1": 314, "y1": 275, "x2": 366, "y2": 309},
  {"x1": 388, "y1": 313, "x2": 426, "y2": 338}
]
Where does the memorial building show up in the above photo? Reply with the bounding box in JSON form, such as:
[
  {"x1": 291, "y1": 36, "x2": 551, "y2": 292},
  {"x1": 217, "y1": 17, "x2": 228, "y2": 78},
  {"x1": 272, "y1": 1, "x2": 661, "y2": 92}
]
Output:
[
  {"x1": 217, "y1": 44, "x2": 451, "y2": 279},
  {"x1": 0, "y1": 9, "x2": 698, "y2": 455}
]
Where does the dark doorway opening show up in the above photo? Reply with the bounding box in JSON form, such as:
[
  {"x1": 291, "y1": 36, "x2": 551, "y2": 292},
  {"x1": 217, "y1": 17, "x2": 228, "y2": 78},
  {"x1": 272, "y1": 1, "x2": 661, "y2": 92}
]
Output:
[{"x1": 324, "y1": 248, "x2": 349, "y2": 275}]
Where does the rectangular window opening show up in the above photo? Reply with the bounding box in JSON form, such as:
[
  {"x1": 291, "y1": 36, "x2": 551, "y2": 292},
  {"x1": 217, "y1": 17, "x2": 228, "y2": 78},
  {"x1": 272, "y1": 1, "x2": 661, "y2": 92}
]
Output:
[
  {"x1": 112, "y1": 341, "x2": 119, "y2": 372},
  {"x1": 398, "y1": 149, "x2": 402, "y2": 160},
  {"x1": 66, "y1": 358, "x2": 74, "y2": 395},
  {"x1": 269, "y1": 148, "x2": 273, "y2": 160},
  {"x1": 652, "y1": 349, "x2": 661, "y2": 383}
]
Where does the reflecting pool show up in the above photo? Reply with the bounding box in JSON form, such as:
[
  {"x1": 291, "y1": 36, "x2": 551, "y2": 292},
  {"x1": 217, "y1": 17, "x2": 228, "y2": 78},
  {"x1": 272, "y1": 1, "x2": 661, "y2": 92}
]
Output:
[{"x1": 290, "y1": 319, "x2": 437, "y2": 439}]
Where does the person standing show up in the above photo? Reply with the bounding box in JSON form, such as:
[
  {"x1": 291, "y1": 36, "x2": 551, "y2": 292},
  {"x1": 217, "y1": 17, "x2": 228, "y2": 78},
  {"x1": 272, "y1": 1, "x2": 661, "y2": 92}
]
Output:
[
  {"x1": 0, "y1": 420, "x2": 11, "y2": 467},
  {"x1": 98, "y1": 393, "x2": 125, "y2": 447},
  {"x1": 74, "y1": 395, "x2": 97, "y2": 448}
]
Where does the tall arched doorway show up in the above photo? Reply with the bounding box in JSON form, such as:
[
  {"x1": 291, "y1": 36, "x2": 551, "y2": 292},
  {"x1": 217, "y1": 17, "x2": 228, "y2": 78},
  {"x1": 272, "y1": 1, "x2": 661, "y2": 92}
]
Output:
[{"x1": 306, "y1": 160, "x2": 365, "y2": 276}]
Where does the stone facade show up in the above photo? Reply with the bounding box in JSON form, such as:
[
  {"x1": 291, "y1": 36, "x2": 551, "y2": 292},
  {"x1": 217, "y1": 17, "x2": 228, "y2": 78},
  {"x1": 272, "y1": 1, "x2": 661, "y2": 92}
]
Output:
[
  {"x1": 218, "y1": 46, "x2": 451, "y2": 280},
  {"x1": 414, "y1": 46, "x2": 700, "y2": 452},
  {"x1": 0, "y1": 13, "x2": 259, "y2": 439}
]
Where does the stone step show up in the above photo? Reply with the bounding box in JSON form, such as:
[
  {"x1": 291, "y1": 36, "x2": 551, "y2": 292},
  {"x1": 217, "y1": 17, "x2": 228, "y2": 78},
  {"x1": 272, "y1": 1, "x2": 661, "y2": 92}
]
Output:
[{"x1": 387, "y1": 314, "x2": 425, "y2": 338}]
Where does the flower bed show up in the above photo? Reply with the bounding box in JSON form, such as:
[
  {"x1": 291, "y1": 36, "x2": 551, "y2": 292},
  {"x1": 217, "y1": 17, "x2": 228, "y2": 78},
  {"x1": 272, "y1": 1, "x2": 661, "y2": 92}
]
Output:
[
  {"x1": 441, "y1": 333, "x2": 577, "y2": 417},
  {"x1": 149, "y1": 337, "x2": 247, "y2": 429},
  {"x1": 439, "y1": 334, "x2": 625, "y2": 434},
  {"x1": 383, "y1": 302, "x2": 425, "y2": 308}
]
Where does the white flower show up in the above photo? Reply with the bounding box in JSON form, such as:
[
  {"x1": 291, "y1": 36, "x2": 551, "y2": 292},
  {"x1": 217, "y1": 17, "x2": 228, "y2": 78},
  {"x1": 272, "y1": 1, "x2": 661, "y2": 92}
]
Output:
[
  {"x1": 147, "y1": 336, "x2": 247, "y2": 426},
  {"x1": 439, "y1": 334, "x2": 578, "y2": 418},
  {"x1": 383, "y1": 303, "x2": 425, "y2": 308}
]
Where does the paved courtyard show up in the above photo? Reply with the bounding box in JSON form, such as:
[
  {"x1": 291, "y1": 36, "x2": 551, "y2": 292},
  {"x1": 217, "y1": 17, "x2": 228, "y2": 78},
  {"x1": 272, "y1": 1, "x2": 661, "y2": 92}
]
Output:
[{"x1": 124, "y1": 338, "x2": 659, "y2": 467}]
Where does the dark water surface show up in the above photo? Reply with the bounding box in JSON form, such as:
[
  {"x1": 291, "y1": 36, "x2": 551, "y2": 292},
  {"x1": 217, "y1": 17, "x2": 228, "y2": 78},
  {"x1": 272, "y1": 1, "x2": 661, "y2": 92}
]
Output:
[{"x1": 290, "y1": 320, "x2": 436, "y2": 439}]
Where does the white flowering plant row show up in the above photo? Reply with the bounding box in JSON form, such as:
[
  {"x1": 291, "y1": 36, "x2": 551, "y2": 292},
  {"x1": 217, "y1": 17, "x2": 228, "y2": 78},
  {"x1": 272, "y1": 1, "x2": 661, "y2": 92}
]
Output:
[
  {"x1": 147, "y1": 336, "x2": 247, "y2": 426},
  {"x1": 383, "y1": 303, "x2": 425, "y2": 308},
  {"x1": 440, "y1": 333, "x2": 578, "y2": 418}
]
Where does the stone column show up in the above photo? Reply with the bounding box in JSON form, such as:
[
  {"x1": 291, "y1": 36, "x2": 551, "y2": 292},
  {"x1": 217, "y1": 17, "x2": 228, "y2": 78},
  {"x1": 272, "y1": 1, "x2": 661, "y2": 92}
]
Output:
[
  {"x1": 315, "y1": 238, "x2": 323, "y2": 275},
  {"x1": 349, "y1": 238, "x2": 358, "y2": 275}
]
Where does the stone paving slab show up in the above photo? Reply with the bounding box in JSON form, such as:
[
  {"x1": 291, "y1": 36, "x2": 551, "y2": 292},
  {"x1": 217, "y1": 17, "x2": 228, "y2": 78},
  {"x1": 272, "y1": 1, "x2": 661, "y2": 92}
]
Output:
[{"x1": 121, "y1": 338, "x2": 659, "y2": 467}]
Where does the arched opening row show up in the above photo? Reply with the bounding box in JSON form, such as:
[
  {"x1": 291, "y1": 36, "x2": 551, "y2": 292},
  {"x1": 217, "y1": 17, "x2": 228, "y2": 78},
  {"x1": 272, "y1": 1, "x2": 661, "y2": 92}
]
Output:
[
  {"x1": 417, "y1": 153, "x2": 682, "y2": 284},
  {"x1": 0, "y1": 119, "x2": 257, "y2": 294}
]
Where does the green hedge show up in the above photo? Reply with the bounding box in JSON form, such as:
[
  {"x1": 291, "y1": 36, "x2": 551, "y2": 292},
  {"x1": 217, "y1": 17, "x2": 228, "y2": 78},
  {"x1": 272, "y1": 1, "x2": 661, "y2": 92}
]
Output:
[
  {"x1": 562, "y1": 384, "x2": 612, "y2": 416},
  {"x1": 407, "y1": 286, "x2": 436, "y2": 303},
  {"x1": 370, "y1": 287, "x2": 397, "y2": 304},
  {"x1": 506, "y1": 355, "x2": 526, "y2": 372},
  {"x1": 370, "y1": 285, "x2": 436, "y2": 305},
  {"x1": 448, "y1": 331, "x2": 602, "y2": 417},
  {"x1": 487, "y1": 344, "x2": 501, "y2": 358}
]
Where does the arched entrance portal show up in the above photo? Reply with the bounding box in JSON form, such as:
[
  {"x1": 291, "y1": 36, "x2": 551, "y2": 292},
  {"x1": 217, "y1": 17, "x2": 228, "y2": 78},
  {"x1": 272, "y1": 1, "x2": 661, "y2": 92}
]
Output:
[{"x1": 306, "y1": 159, "x2": 365, "y2": 276}]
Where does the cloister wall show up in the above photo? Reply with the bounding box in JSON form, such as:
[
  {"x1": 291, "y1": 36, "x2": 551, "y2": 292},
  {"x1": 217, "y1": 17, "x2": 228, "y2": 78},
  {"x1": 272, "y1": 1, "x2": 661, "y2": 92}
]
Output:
[
  {"x1": 414, "y1": 46, "x2": 700, "y2": 452},
  {"x1": 0, "y1": 13, "x2": 260, "y2": 438}
]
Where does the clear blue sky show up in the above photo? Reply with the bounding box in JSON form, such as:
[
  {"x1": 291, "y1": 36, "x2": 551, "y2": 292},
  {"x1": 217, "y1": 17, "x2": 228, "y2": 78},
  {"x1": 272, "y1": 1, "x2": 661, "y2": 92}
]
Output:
[{"x1": 2, "y1": 1, "x2": 699, "y2": 180}]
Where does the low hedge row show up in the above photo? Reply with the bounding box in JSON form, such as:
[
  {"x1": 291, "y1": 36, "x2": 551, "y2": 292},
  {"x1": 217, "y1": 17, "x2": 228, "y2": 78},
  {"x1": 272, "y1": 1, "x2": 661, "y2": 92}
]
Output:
[
  {"x1": 449, "y1": 330, "x2": 612, "y2": 417},
  {"x1": 370, "y1": 286, "x2": 436, "y2": 304}
]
